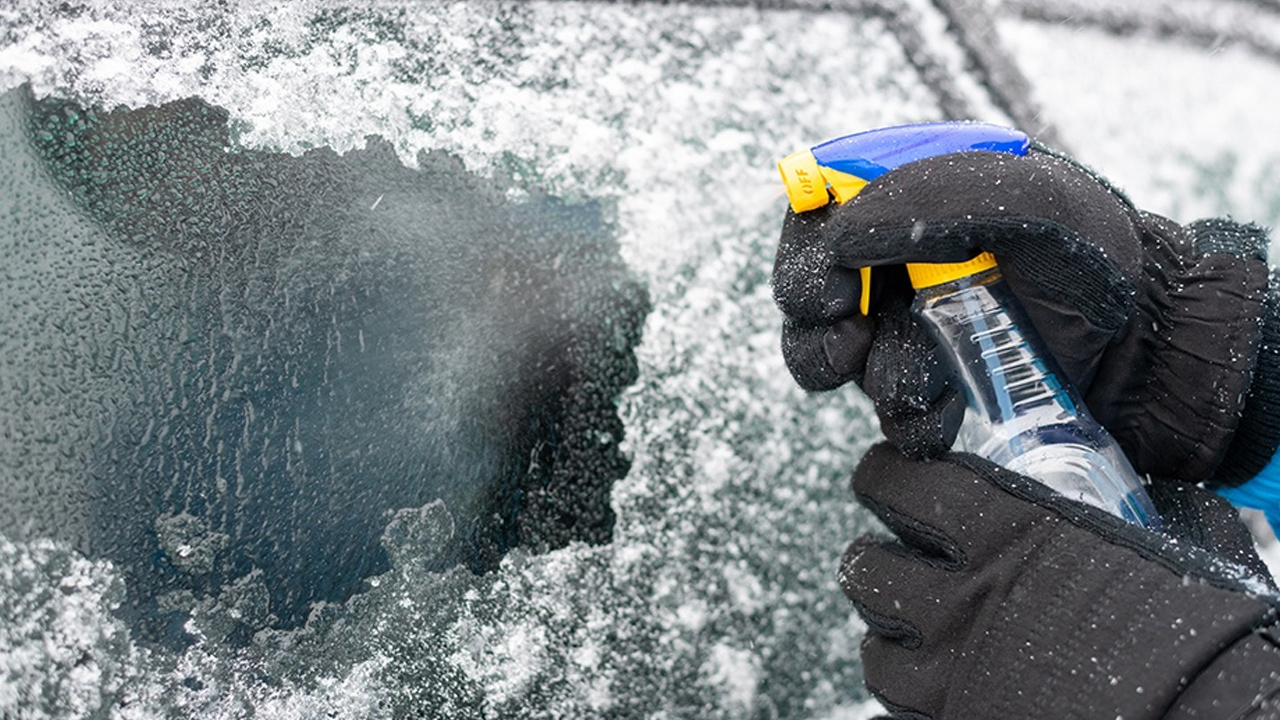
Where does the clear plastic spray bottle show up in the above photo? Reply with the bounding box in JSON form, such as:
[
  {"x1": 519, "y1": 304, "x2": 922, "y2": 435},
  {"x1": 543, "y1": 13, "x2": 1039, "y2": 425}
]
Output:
[
  {"x1": 907, "y1": 252, "x2": 1161, "y2": 528},
  {"x1": 779, "y1": 123, "x2": 1162, "y2": 528}
]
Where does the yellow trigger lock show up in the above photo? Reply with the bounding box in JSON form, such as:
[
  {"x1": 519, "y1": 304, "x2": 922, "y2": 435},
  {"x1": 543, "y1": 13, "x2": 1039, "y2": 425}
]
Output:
[{"x1": 778, "y1": 150, "x2": 875, "y2": 315}]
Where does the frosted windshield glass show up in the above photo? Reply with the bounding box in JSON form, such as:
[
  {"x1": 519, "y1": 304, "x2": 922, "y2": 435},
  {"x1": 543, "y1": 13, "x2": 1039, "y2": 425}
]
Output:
[
  {"x1": 1, "y1": 4, "x2": 917, "y2": 716},
  {"x1": 5, "y1": 1, "x2": 1279, "y2": 718}
]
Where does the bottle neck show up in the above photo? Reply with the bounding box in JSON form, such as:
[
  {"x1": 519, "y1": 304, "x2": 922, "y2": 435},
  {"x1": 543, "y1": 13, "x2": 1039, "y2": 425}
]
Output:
[{"x1": 911, "y1": 266, "x2": 1002, "y2": 307}]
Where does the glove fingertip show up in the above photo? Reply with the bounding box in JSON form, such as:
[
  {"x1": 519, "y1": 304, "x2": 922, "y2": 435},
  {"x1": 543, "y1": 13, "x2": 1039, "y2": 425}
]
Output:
[
  {"x1": 773, "y1": 205, "x2": 847, "y2": 324},
  {"x1": 877, "y1": 385, "x2": 964, "y2": 460},
  {"x1": 782, "y1": 318, "x2": 869, "y2": 392}
]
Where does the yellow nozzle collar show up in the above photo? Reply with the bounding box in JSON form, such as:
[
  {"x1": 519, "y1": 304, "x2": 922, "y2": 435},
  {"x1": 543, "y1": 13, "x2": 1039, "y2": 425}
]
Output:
[{"x1": 905, "y1": 252, "x2": 998, "y2": 289}]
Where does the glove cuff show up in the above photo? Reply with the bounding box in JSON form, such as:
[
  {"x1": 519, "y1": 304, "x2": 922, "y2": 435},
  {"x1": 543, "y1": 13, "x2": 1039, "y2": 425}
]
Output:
[
  {"x1": 1097, "y1": 217, "x2": 1272, "y2": 482},
  {"x1": 1214, "y1": 269, "x2": 1280, "y2": 487}
]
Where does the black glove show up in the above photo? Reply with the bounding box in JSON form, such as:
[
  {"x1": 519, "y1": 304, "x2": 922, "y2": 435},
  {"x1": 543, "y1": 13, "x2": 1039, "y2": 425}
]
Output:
[
  {"x1": 842, "y1": 442, "x2": 1280, "y2": 720},
  {"x1": 772, "y1": 144, "x2": 1280, "y2": 484}
]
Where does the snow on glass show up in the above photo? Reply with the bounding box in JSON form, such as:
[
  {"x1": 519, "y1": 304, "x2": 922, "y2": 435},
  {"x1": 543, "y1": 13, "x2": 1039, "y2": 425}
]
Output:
[{"x1": 3, "y1": 1, "x2": 1280, "y2": 718}]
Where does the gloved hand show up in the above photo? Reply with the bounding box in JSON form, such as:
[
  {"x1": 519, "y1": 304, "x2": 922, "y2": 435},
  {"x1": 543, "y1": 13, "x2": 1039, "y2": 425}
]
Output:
[
  {"x1": 842, "y1": 442, "x2": 1280, "y2": 720},
  {"x1": 771, "y1": 144, "x2": 1280, "y2": 484}
]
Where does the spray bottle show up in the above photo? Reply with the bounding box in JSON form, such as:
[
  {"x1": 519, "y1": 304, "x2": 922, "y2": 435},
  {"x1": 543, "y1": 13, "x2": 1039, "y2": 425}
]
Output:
[{"x1": 778, "y1": 122, "x2": 1160, "y2": 528}]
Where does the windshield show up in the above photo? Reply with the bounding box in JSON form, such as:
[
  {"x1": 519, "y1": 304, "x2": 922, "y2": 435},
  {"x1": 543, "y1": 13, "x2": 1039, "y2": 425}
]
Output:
[{"x1": 3, "y1": 1, "x2": 1280, "y2": 718}]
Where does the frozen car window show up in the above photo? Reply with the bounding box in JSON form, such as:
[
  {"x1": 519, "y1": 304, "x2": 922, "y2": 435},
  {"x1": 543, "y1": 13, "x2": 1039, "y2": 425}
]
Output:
[{"x1": 3, "y1": 1, "x2": 1280, "y2": 718}]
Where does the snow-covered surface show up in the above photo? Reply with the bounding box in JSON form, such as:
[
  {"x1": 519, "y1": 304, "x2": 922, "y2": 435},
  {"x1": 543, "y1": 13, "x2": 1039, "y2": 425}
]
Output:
[
  {"x1": 0, "y1": 3, "x2": 925, "y2": 717},
  {"x1": 2, "y1": 0, "x2": 1280, "y2": 717},
  {"x1": 999, "y1": 8, "x2": 1280, "y2": 230}
]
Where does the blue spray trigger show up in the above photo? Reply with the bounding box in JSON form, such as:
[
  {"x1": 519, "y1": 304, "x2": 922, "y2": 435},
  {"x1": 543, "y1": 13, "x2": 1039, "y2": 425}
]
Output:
[{"x1": 810, "y1": 122, "x2": 1030, "y2": 182}]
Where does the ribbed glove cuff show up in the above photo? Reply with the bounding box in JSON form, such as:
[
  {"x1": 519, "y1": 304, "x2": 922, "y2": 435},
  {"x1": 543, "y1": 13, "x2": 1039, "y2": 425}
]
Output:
[{"x1": 1215, "y1": 269, "x2": 1280, "y2": 487}]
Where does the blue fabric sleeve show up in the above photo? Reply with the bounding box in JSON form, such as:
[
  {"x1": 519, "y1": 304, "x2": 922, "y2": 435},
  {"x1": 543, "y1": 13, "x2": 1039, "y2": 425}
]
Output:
[{"x1": 1216, "y1": 448, "x2": 1280, "y2": 532}]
